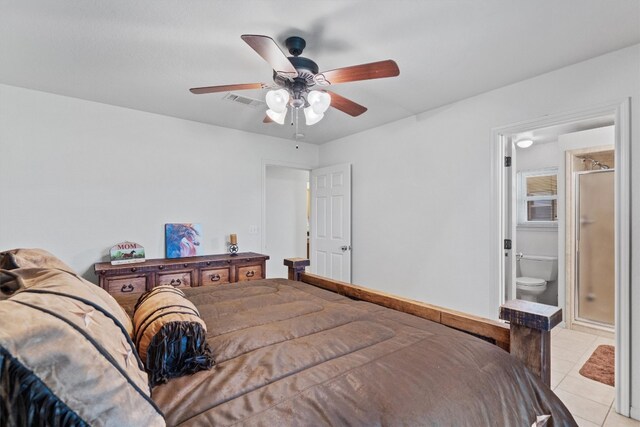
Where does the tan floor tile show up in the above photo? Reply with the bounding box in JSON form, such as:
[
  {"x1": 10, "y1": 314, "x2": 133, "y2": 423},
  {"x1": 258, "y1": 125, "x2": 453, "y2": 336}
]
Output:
[
  {"x1": 555, "y1": 389, "x2": 610, "y2": 425},
  {"x1": 553, "y1": 337, "x2": 594, "y2": 354},
  {"x1": 557, "y1": 375, "x2": 615, "y2": 406},
  {"x1": 573, "y1": 414, "x2": 602, "y2": 427},
  {"x1": 553, "y1": 345, "x2": 589, "y2": 363},
  {"x1": 551, "y1": 369, "x2": 566, "y2": 390},
  {"x1": 553, "y1": 358, "x2": 577, "y2": 375},
  {"x1": 603, "y1": 409, "x2": 640, "y2": 426},
  {"x1": 594, "y1": 336, "x2": 616, "y2": 347},
  {"x1": 556, "y1": 328, "x2": 600, "y2": 344},
  {"x1": 591, "y1": 329, "x2": 615, "y2": 339},
  {"x1": 570, "y1": 323, "x2": 615, "y2": 339}
]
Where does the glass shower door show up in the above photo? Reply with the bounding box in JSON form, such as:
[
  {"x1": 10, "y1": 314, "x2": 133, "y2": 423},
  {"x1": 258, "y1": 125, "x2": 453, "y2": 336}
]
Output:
[{"x1": 576, "y1": 170, "x2": 615, "y2": 326}]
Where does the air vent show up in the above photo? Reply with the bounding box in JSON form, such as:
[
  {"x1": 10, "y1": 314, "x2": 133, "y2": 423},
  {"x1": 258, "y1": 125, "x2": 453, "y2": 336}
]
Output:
[{"x1": 223, "y1": 93, "x2": 265, "y2": 109}]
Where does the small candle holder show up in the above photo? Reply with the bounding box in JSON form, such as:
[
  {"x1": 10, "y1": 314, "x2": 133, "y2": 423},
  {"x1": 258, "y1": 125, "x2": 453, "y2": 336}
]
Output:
[{"x1": 228, "y1": 243, "x2": 239, "y2": 256}]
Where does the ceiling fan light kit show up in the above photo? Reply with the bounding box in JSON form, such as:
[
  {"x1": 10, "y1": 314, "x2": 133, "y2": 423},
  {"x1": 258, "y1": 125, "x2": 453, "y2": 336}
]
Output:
[
  {"x1": 266, "y1": 108, "x2": 287, "y2": 125},
  {"x1": 303, "y1": 106, "x2": 324, "y2": 126},
  {"x1": 189, "y1": 34, "x2": 400, "y2": 131},
  {"x1": 265, "y1": 88, "x2": 289, "y2": 113}
]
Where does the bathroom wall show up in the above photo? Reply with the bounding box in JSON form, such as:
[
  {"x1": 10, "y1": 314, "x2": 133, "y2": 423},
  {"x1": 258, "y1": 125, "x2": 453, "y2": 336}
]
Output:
[
  {"x1": 515, "y1": 141, "x2": 561, "y2": 256},
  {"x1": 515, "y1": 141, "x2": 560, "y2": 305}
]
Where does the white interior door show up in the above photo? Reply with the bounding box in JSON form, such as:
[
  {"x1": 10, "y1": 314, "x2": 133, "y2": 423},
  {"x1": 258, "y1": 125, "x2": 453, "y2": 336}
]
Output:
[{"x1": 310, "y1": 163, "x2": 351, "y2": 282}]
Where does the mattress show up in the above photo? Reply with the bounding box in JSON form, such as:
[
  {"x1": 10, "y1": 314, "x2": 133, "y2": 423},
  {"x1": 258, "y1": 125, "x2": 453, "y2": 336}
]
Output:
[{"x1": 132, "y1": 278, "x2": 575, "y2": 426}]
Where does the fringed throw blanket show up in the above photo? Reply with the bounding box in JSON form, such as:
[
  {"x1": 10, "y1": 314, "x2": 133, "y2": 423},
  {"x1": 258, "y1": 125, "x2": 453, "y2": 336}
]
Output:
[{"x1": 133, "y1": 286, "x2": 214, "y2": 387}]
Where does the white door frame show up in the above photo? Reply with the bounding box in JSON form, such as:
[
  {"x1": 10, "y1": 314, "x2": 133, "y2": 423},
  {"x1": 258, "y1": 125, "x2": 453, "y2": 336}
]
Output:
[
  {"x1": 490, "y1": 98, "x2": 631, "y2": 416},
  {"x1": 261, "y1": 159, "x2": 313, "y2": 263}
]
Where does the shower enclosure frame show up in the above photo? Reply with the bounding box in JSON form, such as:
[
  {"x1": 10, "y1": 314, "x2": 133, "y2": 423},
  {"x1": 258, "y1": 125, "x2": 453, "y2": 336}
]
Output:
[{"x1": 573, "y1": 168, "x2": 615, "y2": 330}]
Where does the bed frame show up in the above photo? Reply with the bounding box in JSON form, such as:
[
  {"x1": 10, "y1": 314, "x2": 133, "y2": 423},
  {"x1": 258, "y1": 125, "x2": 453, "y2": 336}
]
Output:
[{"x1": 285, "y1": 258, "x2": 562, "y2": 387}]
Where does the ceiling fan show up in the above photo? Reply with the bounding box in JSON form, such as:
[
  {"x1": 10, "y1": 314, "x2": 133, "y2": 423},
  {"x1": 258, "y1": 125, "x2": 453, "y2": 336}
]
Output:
[{"x1": 189, "y1": 35, "x2": 400, "y2": 126}]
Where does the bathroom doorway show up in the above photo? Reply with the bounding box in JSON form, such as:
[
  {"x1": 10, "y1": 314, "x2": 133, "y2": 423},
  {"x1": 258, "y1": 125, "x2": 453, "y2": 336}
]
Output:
[{"x1": 491, "y1": 99, "x2": 631, "y2": 416}]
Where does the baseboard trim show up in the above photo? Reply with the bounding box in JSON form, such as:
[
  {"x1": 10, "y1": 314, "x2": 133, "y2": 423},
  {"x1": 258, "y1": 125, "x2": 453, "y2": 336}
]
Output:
[{"x1": 630, "y1": 406, "x2": 639, "y2": 421}]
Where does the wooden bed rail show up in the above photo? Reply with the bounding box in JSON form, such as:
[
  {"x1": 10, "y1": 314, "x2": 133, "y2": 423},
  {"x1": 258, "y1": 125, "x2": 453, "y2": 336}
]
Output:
[{"x1": 284, "y1": 258, "x2": 562, "y2": 387}]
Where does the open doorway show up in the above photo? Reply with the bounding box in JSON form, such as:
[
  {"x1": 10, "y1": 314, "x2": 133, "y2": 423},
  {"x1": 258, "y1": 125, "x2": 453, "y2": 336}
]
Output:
[
  {"x1": 264, "y1": 165, "x2": 310, "y2": 278},
  {"x1": 491, "y1": 99, "x2": 631, "y2": 417}
]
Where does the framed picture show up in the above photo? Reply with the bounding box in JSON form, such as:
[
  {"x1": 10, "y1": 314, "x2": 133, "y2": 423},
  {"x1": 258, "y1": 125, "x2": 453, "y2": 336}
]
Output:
[{"x1": 165, "y1": 223, "x2": 203, "y2": 259}]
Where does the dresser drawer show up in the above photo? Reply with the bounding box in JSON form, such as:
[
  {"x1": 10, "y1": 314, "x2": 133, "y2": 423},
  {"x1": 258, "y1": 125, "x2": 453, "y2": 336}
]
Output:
[
  {"x1": 157, "y1": 271, "x2": 193, "y2": 289},
  {"x1": 107, "y1": 276, "x2": 147, "y2": 296},
  {"x1": 237, "y1": 265, "x2": 263, "y2": 282},
  {"x1": 201, "y1": 268, "x2": 230, "y2": 286}
]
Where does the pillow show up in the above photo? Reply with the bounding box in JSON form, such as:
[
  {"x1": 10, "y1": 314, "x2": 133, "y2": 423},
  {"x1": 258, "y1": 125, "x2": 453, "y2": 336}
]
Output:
[
  {"x1": 0, "y1": 266, "x2": 134, "y2": 338},
  {"x1": 0, "y1": 248, "x2": 75, "y2": 272},
  {"x1": 0, "y1": 267, "x2": 165, "y2": 426},
  {"x1": 133, "y1": 286, "x2": 214, "y2": 387}
]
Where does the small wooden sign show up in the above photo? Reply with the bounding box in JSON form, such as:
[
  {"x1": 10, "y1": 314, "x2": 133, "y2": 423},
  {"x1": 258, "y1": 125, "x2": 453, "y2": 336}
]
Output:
[{"x1": 110, "y1": 241, "x2": 146, "y2": 265}]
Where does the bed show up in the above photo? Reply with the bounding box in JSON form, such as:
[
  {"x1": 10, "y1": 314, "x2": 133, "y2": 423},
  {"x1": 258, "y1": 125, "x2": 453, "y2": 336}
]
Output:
[{"x1": 0, "y1": 250, "x2": 576, "y2": 426}]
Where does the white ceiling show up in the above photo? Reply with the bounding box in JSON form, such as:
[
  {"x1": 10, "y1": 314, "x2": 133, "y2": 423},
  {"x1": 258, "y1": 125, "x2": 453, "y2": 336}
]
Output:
[{"x1": 1, "y1": 1, "x2": 639, "y2": 144}]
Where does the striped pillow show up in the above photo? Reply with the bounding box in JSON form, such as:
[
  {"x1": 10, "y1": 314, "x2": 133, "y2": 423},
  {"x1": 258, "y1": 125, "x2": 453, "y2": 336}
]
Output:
[
  {"x1": 133, "y1": 286, "x2": 214, "y2": 387},
  {"x1": 0, "y1": 267, "x2": 165, "y2": 426}
]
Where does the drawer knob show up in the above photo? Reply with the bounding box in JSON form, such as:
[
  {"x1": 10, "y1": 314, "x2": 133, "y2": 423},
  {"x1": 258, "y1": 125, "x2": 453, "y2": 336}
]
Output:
[
  {"x1": 206, "y1": 261, "x2": 211, "y2": 265},
  {"x1": 158, "y1": 265, "x2": 165, "y2": 270},
  {"x1": 130, "y1": 267, "x2": 137, "y2": 272},
  {"x1": 169, "y1": 279, "x2": 182, "y2": 287},
  {"x1": 245, "y1": 270, "x2": 255, "y2": 278},
  {"x1": 210, "y1": 274, "x2": 221, "y2": 282},
  {"x1": 121, "y1": 284, "x2": 134, "y2": 293},
  {"x1": 183, "y1": 263, "x2": 188, "y2": 268}
]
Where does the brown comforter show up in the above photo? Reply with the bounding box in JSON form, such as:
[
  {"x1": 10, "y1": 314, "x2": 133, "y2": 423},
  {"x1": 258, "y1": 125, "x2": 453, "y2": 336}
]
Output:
[{"x1": 134, "y1": 279, "x2": 575, "y2": 426}]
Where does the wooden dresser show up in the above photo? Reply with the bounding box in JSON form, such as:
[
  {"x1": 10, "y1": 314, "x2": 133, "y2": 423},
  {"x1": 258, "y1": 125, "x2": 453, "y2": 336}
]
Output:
[{"x1": 94, "y1": 252, "x2": 269, "y2": 298}]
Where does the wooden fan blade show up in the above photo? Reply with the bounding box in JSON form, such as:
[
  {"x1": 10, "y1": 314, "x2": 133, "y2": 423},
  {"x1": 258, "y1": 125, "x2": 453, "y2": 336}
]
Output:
[
  {"x1": 326, "y1": 91, "x2": 367, "y2": 117},
  {"x1": 190, "y1": 83, "x2": 266, "y2": 94},
  {"x1": 263, "y1": 115, "x2": 273, "y2": 123},
  {"x1": 241, "y1": 35, "x2": 298, "y2": 77},
  {"x1": 317, "y1": 60, "x2": 399, "y2": 85}
]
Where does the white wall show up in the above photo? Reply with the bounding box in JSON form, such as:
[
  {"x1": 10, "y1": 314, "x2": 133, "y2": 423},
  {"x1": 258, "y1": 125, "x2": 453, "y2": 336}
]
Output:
[
  {"x1": 0, "y1": 84, "x2": 318, "y2": 280},
  {"x1": 265, "y1": 166, "x2": 309, "y2": 278},
  {"x1": 2, "y1": 44, "x2": 639, "y2": 418},
  {"x1": 515, "y1": 141, "x2": 560, "y2": 257},
  {"x1": 319, "y1": 44, "x2": 640, "y2": 417}
]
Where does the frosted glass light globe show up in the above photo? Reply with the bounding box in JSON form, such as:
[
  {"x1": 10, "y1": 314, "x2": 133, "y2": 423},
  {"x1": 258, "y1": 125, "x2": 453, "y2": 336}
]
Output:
[
  {"x1": 304, "y1": 106, "x2": 324, "y2": 125},
  {"x1": 265, "y1": 89, "x2": 290, "y2": 113},
  {"x1": 307, "y1": 90, "x2": 331, "y2": 114},
  {"x1": 266, "y1": 108, "x2": 287, "y2": 125}
]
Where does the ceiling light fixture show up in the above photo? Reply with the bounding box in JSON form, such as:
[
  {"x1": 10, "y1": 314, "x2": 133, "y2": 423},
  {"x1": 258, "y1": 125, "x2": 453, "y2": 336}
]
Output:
[
  {"x1": 516, "y1": 139, "x2": 533, "y2": 148},
  {"x1": 264, "y1": 88, "x2": 331, "y2": 126},
  {"x1": 266, "y1": 108, "x2": 287, "y2": 125},
  {"x1": 265, "y1": 89, "x2": 289, "y2": 124}
]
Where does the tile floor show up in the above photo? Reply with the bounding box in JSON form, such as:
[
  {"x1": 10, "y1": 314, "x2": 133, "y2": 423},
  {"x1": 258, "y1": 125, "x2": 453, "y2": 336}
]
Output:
[{"x1": 550, "y1": 327, "x2": 640, "y2": 426}]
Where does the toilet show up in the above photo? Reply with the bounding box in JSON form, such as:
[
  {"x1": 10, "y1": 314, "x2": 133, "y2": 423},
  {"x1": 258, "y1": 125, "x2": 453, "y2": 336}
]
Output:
[{"x1": 516, "y1": 255, "x2": 558, "y2": 302}]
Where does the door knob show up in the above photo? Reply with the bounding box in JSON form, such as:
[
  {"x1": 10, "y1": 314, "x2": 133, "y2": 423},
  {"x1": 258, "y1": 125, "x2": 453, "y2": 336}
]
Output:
[{"x1": 340, "y1": 245, "x2": 351, "y2": 252}]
